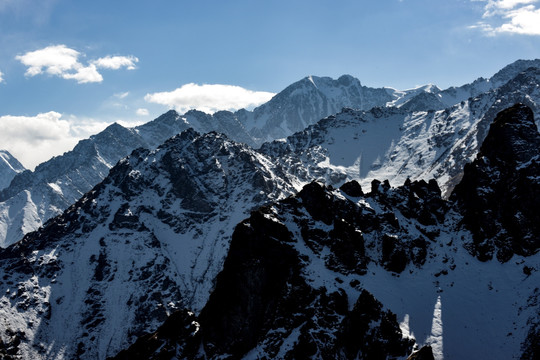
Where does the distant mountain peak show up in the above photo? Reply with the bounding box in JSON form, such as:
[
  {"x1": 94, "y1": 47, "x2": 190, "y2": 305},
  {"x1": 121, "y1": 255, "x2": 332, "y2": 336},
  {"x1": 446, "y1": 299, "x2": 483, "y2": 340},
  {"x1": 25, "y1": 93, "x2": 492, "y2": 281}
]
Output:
[
  {"x1": 490, "y1": 58, "x2": 540, "y2": 87},
  {"x1": 0, "y1": 150, "x2": 26, "y2": 190}
]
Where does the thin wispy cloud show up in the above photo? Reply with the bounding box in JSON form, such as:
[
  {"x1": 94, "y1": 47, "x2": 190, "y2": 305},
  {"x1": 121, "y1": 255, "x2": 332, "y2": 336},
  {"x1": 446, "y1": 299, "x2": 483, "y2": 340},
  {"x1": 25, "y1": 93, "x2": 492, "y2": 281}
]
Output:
[
  {"x1": 114, "y1": 91, "x2": 130, "y2": 99},
  {"x1": 145, "y1": 83, "x2": 275, "y2": 114},
  {"x1": 471, "y1": 0, "x2": 540, "y2": 35},
  {"x1": 0, "y1": 0, "x2": 59, "y2": 24},
  {"x1": 16, "y1": 45, "x2": 138, "y2": 84}
]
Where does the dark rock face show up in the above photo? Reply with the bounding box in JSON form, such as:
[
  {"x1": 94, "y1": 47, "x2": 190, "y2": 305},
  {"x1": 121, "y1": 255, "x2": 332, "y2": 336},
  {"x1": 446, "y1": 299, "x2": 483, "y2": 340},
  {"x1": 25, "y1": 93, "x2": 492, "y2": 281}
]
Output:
[
  {"x1": 407, "y1": 345, "x2": 435, "y2": 360},
  {"x1": 111, "y1": 103, "x2": 540, "y2": 359},
  {"x1": 112, "y1": 309, "x2": 201, "y2": 360},
  {"x1": 451, "y1": 104, "x2": 540, "y2": 262},
  {"x1": 111, "y1": 181, "x2": 435, "y2": 359},
  {"x1": 0, "y1": 129, "x2": 300, "y2": 360},
  {"x1": 339, "y1": 179, "x2": 364, "y2": 197},
  {"x1": 198, "y1": 209, "x2": 300, "y2": 357},
  {"x1": 339, "y1": 290, "x2": 413, "y2": 359}
]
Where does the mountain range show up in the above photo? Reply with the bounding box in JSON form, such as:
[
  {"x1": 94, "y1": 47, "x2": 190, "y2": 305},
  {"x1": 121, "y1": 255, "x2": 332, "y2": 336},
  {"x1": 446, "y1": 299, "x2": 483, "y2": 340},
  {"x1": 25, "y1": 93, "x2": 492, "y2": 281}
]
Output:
[
  {"x1": 114, "y1": 105, "x2": 540, "y2": 360},
  {"x1": 0, "y1": 60, "x2": 539, "y2": 359},
  {"x1": 1, "y1": 59, "x2": 540, "y2": 249}
]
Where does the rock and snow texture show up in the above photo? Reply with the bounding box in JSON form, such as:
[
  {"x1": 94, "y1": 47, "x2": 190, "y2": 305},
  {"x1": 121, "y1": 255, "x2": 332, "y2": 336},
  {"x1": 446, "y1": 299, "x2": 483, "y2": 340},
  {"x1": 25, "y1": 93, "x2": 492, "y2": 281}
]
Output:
[
  {"x1": 260, "y1": 65, "x2": 540, "y2": 198},
  {"x1": 0, "y1": 111, "x2": 190, "y2": 248},
  {"x1": 242, "y1": 74, "x2": 395, "y2": 144},
  {"x1": 451, "y1": 103, "x2": 540, "y2": 262},
  {"x1": 0, "y1": 130, "x2": 297, "y2": 360},
  {"x1": 113, "y1": 178, "x2": 539, "y2": 360},
  {"x1": 111, "y1": 104, "x2": 540, "y2": 360},
  {"x1": 0, "y1": 150, "x2": 25, "y2": 191},
  {"x1": 437, "y1": 59, "x2": 540, "y2": 107},
  {"x1": 0, "y1": 102, "x2": 539, "y2": 359},
  {"x1": 1, "y1": 60, "x2": 540, "y2": 249},
  {"x1": 0, "y1": 75, "x2": 394, "y2": 249}
]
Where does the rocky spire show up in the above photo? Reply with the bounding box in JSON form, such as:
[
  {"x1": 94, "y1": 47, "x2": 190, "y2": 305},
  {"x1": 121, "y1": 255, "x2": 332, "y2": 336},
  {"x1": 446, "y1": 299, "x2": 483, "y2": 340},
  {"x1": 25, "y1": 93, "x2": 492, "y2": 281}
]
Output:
[{"x1": 451, "y1": 103, "x2": 540, "y2": 262}]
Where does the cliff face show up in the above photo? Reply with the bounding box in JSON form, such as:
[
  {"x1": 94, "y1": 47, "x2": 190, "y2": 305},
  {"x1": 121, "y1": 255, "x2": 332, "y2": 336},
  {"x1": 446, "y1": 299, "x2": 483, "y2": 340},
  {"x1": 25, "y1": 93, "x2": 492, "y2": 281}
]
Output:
[{"x1": 451, "y1": 103, "x2": 540, "y2": 262}]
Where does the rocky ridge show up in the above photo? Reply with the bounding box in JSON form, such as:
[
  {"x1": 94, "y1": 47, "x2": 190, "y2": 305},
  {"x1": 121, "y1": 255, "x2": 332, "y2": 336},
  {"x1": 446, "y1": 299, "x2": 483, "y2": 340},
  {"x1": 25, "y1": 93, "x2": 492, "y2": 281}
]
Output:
[
  {"x1": 260, "y1": 66, "x2": 540, "y2": 198},
  {"x1": 0, "y1": 130, "x2": 298, "y2": 360},
  {"x1": 111, "y1": 104, "x2": 540, "y2": 359},
  {"x1": 451, "y1": 103, "x2": 540, "y2": 262},
  {"x1": 0, "y1": 150, "x2": 25, "y2": 191},
  {"x1": 1, "y1": 60, "x2": 539, "y2": 249}
]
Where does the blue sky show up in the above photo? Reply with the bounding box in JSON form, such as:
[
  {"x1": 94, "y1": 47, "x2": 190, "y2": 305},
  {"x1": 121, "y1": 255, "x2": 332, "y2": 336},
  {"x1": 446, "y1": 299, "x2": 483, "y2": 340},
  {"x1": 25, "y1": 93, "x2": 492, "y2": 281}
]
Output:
[{"x1": 1, "y1": 0, "x2": 540, "y2": 168}]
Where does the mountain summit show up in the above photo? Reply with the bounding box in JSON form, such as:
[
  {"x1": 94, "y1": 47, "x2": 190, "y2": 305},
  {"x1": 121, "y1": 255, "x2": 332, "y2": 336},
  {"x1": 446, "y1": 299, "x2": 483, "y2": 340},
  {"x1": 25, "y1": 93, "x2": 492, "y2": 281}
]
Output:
[{"x1": 0, "y1": 150, "x2": 25, "y2": 191}]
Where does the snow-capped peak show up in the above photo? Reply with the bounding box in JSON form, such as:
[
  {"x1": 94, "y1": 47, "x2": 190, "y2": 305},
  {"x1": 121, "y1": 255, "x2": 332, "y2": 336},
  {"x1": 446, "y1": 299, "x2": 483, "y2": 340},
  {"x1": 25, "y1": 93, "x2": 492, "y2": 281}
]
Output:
[{"x1": 0, "y1": 150, "x2": 25, "y2": 191}]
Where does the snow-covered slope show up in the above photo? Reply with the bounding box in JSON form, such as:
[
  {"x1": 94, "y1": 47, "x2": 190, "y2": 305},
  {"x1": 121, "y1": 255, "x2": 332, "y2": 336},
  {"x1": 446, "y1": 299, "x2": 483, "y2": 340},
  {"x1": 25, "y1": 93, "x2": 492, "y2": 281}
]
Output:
[
  {"x1": 0, "y1": 150, "x2": 25, "y2": 191},
  {"x1": 0, "y1": 76, "x2": 398, "y2": 249},
  {"x1": 113, "y1": 179, "x2": 538, "y2": 359},
  {"x1": 438, "y1": 58, "x2": 540, "y2": 107},
  {"x1": 2, "y1": 60, "x2": 539, "y2": 250},
  {"x1": 0, "y1": 130, "x2": 298, "y2": 360},
  {"x1": 261, "y1": 66, "x2": 540, "y2": 198},
  {"x1": 161, "y1": 75, "x2": 401, "y2": 148},
  {"x1": 242, "y1": 75, "x2": 395, "y2": 144},
  {"x1": 111, "y1": 104, "x2": 540, "y2": 360},
  {"x1": 0, "y1": 112, "x2": 190, "y2": 248}
]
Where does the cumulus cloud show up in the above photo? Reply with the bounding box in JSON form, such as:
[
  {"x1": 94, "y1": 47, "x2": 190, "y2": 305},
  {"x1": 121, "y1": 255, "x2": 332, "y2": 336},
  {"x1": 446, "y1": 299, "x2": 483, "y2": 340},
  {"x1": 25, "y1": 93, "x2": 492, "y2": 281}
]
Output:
[
  {"x1": 0, "y1": 112, "x2": 110, "y2": 169},
  {"x1": 15, "y1": 45, "x2": 138, "y2": 84},
  {"x1": 16, "y1": 45, "x2": 80, "y2": 77},
  {"x1": 472, "y1": 0, "x2": 540, "y2": 35},
  {"x1": 92, "y1": 55, "x2": 138, "y2": 70},
  {"x1": 136, "y1": 108, "x2": 149, "y2": 116},
  {"x1": 144, "y1": 83, "x2": 275, "y2": 114},
  {"x1": 0, "y1": 70, "x2": 4, "y2": 83},
  {"x1": 62, "y1": 64, "x2": 103, "y2": 84}
]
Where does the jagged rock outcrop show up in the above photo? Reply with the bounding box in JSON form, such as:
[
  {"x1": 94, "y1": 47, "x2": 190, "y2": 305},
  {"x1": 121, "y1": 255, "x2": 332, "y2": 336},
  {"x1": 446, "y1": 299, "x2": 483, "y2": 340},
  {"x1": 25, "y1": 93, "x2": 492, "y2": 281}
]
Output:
[
  {"x1": 451, "y1": 103, "x2": 540, "y2": 262},
  {"x1": 0, "y1": 74, "x2": 411, "y2": 248},
  {"x1": 111, "y1": 103, "x2": 540, "y2": 359},
  {"x1": 259, "y1": 65, "x2": 540, "y2": 200},
  {"x1": 0, "y1": 130, "x2": 297, "y2": 360},
  {"x1": 111, "y1": 183, "x2": 422, "y2": 359}
]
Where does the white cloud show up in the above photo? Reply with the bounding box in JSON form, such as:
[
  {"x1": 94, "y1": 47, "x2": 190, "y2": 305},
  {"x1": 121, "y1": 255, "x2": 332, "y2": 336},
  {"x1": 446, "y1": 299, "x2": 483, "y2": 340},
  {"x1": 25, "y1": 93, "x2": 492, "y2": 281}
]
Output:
[
  {"x1": 136, "y1": 108, "x2": 149, "y2": 116},
  {"x1": 497, "y1": 5, "x2": 540, "y2": 34},
  {"x1": 16, "y1": 45, "x2": 80, "y2": 77},
  {"x1": 0, "y1": 111, "x2": 111, "y2": 169},
  {"x1": 485, "y1": 0, "x2": 536, "y2": 13},
  {"x1": 62, "y1": 64, "x2": 103, "y2": 84},
  {"x1": 15, "y1": 44, "x2": 138, "y2": 84},
  {"x1": 144, "y1": 83, "x2": 275, "y2": 114},
  {"x1": 0, "y1": 70, "x2": 4, "y2": 83},
  {"x1": 92, "y1": 55, "x2": 138, "y2": 70},
  {"x1": 473, "y1": 0, "x2": 540, "y2": 35}
]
